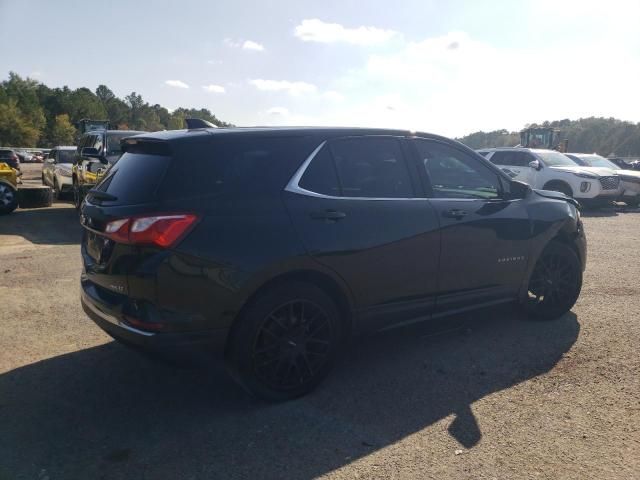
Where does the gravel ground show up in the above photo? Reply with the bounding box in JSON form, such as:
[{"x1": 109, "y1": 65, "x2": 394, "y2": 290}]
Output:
[{"x1": 0, "y1": 164, "x2": 639, "y2": 479}]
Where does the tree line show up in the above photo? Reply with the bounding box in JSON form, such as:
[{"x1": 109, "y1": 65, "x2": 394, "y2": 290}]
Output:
[
  {"x1": 457, "y1": 117, "x2": 640, "y2": 157},
  {"x1": 0, "y1": 72, "x2": 231, "y2": 148}
]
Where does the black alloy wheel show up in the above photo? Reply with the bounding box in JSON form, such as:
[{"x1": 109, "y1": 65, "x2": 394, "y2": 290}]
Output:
[
  {"x1": 525, "y1": 241, "x2": 582, "y2": 320},
  {"x1": 227, "y1": 282, "x2": 342, "y2": 401},
  {"x1": 252, "y1": 299, "x2": 332, "y2": 391}
]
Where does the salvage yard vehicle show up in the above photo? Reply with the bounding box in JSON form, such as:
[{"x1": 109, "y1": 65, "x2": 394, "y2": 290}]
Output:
[
  {"x1": 0, "y1": 148, "x2": 21, "y2": 172},
  {"x1": 41, "y1": 146, "x2": 76, "y2": 198},
  {"x1": 80, "y1": 125, "x2": 586, "y2": 401},
  {"x1": 0, "y1": 161, "x2": 19, "y2": 214},
  {"x1": 72, "y1": 128, "x2": 145, "y2": 209},
  {"x1": 478, "y1": 147, "x2": 621, "y2": 207},
  {"x1": 566, "y1": 153, "x2": 640, "y2": 207}
]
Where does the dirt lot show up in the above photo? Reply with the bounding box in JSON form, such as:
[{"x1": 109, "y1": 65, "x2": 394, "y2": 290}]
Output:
[{"x1": 1, "y1": 163, "x2": 639, "y2": 479}]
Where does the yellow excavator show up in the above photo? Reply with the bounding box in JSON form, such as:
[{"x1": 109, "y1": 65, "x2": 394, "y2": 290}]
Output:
[{"x1": 519, "y1": 127, "x2": 569, "y2": 152}]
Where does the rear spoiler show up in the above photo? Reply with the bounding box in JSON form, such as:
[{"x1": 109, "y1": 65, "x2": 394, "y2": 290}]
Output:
[
  {"x1": 185, "y1": 118, "x2": 217, "y2": 129},
  {"x1": 121, "y1": 138, "x2": 172, "y2": 156}
]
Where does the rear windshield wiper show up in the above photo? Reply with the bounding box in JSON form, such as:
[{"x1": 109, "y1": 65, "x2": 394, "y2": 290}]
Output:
[{"x1": 88, "y1": 189, "x2": 118, "y2": 202}]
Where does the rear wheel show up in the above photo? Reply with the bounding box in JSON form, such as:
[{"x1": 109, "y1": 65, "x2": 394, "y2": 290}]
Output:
[
  {"x1": 0, "y1": 182, "x2": 18, "y2": 214},
  {"x1": 226, "y1": 282, "x2": 343, "y2": 401},
  {"x1": 523, "y1": 241, "x2": 582, "y2": 320}
]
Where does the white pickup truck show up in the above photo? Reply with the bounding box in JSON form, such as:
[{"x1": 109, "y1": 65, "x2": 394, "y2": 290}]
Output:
[{"x1": 477, "y1": 148, "x2": 621, "y2": 207}]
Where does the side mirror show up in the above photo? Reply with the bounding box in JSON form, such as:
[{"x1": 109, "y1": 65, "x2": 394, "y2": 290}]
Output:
[
  {"x1": 508, "y1": 180, "x2": 532, "y2": 200},
  {"x1": 529, "y1": 160, "x2": 542, "y2": 171}
]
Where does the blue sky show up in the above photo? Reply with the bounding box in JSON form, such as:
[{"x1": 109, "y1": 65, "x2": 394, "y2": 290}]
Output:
[{"x1": 1, "y1": 0, "x2": 639, "y2": 136}]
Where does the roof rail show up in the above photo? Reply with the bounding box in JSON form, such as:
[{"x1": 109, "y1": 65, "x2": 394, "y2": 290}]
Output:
[{"x1": 185, "y1": 118, "x2": 217, "y2": 129}]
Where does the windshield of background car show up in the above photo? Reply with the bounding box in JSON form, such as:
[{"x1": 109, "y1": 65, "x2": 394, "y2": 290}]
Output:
[
  {"x1": 58, "y1": 150, "x2": 75, "y2": 163},
  {"x1": 537, "y1": 151, "x2": 578, "y2": 167},
  {"x1": 579, "y1": 155, "x2": 619, "y2": 170},
  {"x1": 106, "y1": 133, "x2": 136, "y2": 157}
]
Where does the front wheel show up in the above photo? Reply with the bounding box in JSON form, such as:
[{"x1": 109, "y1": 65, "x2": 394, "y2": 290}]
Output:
[
  {"x1": 0, "y1": 183, "x2": 18, "y2": 214},
  {"x1": 226, "y1": 282, "x2": 343, "y2": 401},
  {"x1": 523, "y1": 241, "x2": 582, "y2": 320},
  {"x1": 72, "y1": 180, "x2": 81, "y2": 211}
]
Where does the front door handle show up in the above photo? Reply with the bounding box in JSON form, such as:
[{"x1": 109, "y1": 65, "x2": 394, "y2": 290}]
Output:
[
  {"x1": 442, "y1": 208, "x2": 468, "y2": 220},
  {"x1": 310, "y1": 210, "x2": 347, "y2": 221}
]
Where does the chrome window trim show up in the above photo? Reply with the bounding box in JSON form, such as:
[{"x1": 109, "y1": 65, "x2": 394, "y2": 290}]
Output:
[{"x1": 284, "y1": 139, "x2": 428, "y2": 201}]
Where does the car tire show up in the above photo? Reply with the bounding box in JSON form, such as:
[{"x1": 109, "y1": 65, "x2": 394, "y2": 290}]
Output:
[
  {"x1": 53, "y1": 177, "x2": 63, "y2": 200},
  {"x1": 73, "y1": 179, "x2": 81, "y2": 211},
  {"x1": 226, "y1": 282, "x2": 343, "y2": 401},
  {"x1": 0, "y1": 182, "x2": 18, "y2": 215},
  {"x1": 17, "y1": 185, "x2": 53, "y2": 209},
  {"x1": 522, "y1": 241, "x2": 582, "y2": 321}
]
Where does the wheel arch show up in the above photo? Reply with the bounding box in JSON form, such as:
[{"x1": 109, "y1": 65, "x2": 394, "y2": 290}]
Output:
[
  {"x1": 233, "y1": 268, "x2": 355, "y2": 340},
  {"x1": 542, "y1": 179, "x2": 573, "y2": 197}
]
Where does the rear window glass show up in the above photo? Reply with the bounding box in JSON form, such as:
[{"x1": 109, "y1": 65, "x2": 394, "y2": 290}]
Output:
[{"x1": 93, "y1": 153, "x2": 171, "y2": 205}]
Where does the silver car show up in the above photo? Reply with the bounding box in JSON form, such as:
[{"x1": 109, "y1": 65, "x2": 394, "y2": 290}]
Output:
[{"x1": 42, "y1": 146, "x2": 76, "y2": 198}]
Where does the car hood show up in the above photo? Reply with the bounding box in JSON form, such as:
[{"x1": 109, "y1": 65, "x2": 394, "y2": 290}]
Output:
[
  {"x1": 615, "y1": 169, "x2": 640, "y2": 182},
  {"x1": 533, "y1": 188, "x2": 581, "y2": 208},
  {"x1": 549, "y1": 166, "x2": 617, "y2": 177}
]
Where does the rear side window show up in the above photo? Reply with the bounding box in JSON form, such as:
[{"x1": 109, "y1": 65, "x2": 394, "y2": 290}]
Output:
[
  {"x1": 93, "y1": 152, "x2": 171, "y2": 205},
  {"x1": 491, "y1": 151, "x2": 534, "y2": 167},
  {"x1": 159, "y1": 135, "x2": 319, "y2": 200},
  {"x1": 298, "y1": 146, "x2": 340, "y2": 196}
]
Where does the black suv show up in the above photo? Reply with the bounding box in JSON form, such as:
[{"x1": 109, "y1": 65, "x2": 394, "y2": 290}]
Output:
[
  {"x1": 80, "y1": 126, "x2": 586, "y2": 400},
  {"x1": 73, "y1": 129, "x2": 145, "y2": 209}
]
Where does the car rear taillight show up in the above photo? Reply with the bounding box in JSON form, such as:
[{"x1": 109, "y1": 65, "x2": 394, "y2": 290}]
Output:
[{"x1": 104, "y1": 214, "x2": 199, "y2": 248}]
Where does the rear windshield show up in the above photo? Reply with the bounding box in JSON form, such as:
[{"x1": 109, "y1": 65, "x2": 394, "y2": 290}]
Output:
[{"x1": 93, "y1": 153, "x2": 171, "y2": 205}]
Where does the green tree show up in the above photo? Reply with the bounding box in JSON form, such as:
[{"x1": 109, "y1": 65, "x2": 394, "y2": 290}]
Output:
[
  {"x1": 49, "y1": 114, "x2": 76, "y2": 145},
  {"x1": 0, "y1": 100, "x2": 41, "y2": 146}
]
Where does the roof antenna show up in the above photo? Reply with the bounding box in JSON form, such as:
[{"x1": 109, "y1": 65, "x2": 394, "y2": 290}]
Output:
[{"x1": 185, "y1": 118, "x2": 217, "y2": 129}]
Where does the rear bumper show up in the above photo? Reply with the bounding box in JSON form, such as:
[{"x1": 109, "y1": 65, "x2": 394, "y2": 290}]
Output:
[{"x1": 81, "y1": 279, "x2": 230, "y2": 363}]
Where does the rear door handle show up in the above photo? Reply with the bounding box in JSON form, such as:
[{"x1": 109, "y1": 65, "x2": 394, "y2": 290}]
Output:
[
  {"x1": 442, "y1": 209, "x2": 468, "y2": 220},
  {"x1": 310, "y1": 210, "x2": 347, "y2": 221}
]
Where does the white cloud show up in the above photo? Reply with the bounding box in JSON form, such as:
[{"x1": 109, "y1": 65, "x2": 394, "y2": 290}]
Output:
[
  {"x1": 202, "y1": 84, "x2": 225, "y2": 93},
  {"x1": 322, "y1": 90, "x2": 344, "y2": 102},
  {"x1": 249, "y1": 79, "x2": 317, "y2": 96},
  {"x1": 164, "y1": 79, "x2": 189, "y2": 89},
  {"x1": 224, "y1": 38, "x2": 265, "y2": 51},
  {"x1": 294, "y1": 19, "x2": 398, "y2": 46},
  {"x1": 206, "y1": 59, "x2": 222, "y2": 65},
  {"x1": 242, "y1": 40, "x2": 265, "y2": 51},
  {"x1": 267, "y1": 107, "x2": 290, "y2": 116},
  {"x1": 324, "y1": 30, "x2": 640, "y2": 136}
]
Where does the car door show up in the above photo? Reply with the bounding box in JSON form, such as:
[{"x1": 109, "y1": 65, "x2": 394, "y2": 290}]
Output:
[
  {"x1": 489, "y1": 151, "x2": 536, "y2": 186},
  {"x1": 284, "y1": 136, "x2": 441, "y2": 332},
  {"x1": 409, "y1": 138, "x2": 533, "y2": 314}
]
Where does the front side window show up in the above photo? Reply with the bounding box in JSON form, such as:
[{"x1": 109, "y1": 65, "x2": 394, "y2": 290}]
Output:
[
  {"x1": 329, "y1": 137, "x2": 413, "y2": 198},
  {"x1": 414, "y1": 139, "x2": 501, "y2": 199}
]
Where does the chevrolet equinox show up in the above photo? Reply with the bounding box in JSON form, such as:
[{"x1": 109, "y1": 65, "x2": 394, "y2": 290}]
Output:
[{"x1": 80, "y1": 126, "x2": 586, "y2": 400}]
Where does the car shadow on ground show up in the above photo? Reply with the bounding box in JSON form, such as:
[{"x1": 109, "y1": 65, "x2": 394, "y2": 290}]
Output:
[
  {"x1": 0, "y1": 307, "x2": 579, "y2": 479},
  {"x1": 0, "y1": 204, "x2": 81, "y2": 245}
]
